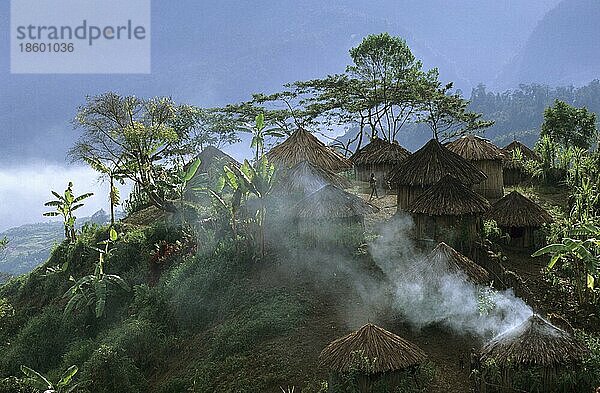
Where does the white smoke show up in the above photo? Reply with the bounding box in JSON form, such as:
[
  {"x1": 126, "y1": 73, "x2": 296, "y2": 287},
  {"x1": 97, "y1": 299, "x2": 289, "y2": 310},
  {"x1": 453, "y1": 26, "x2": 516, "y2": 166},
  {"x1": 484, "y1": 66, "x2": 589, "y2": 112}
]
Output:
[
  {"x1": 369, "y1": 214, "x2": 532, "y2": 339},
  {"x1": 267, "y1": 170, "x2": 532, "y2": 339}
]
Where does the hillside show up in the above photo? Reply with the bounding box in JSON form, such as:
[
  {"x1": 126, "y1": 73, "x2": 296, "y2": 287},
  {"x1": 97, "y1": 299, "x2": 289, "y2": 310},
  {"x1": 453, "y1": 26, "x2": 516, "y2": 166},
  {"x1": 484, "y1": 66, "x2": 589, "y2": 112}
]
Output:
[
  {"x1": 0, "y1": 178, "x2": 598, "y2": 392},
  {"x1": 0, "y1": 210, "x2": 112, "y2": 280},
  {"x1": 497, "y1": 0, "x2": 600, "y2": 89}
]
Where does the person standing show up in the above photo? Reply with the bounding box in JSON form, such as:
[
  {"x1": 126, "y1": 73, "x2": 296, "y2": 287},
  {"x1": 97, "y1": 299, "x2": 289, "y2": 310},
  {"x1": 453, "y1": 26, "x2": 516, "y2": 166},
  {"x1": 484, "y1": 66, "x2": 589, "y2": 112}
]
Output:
[{"x1": 369, "y1": 173, "x2": 378, "y2": 201}]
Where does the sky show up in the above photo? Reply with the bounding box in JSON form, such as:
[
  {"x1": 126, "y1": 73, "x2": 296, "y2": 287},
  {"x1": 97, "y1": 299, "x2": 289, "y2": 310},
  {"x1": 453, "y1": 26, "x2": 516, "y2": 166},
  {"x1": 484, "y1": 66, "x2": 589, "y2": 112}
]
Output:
[{"x1": 0, "y1": 0, "x2": 571, "y2": 229}]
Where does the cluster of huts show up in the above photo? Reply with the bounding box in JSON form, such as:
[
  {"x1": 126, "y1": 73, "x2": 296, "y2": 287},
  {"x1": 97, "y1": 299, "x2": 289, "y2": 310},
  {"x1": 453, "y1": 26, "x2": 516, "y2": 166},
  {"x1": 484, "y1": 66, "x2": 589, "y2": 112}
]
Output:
[
  {"x1": 318, "y1": 315, "x2": 589, "y2": 392},
  {"x1": 192, "y1": 130, "x2": 584, "y2": 392},
  {"x1": 316, "y1": 241, "x2": 588, "y2": 392},
  {"x1": 257, "y1": 129, "x2": 549, "y2": 251}
]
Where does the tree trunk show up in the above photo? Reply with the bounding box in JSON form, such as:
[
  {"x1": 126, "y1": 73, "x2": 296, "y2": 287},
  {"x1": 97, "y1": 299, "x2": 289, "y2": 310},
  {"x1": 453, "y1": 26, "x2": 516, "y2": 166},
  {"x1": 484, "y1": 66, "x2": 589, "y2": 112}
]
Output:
[{"x1": 110, "y1": 175, "x2": 115, "y2": 227}]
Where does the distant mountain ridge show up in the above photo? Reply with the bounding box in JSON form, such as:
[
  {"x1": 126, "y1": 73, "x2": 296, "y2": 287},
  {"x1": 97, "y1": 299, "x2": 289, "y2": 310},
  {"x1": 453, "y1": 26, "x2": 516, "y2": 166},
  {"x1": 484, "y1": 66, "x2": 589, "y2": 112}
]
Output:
[
  {"x1": 0, "y1": 209, "x2": 112, "y2": 279},
  {"x1": 497, "y1": 0, "x2": 600, "y2": 89}
]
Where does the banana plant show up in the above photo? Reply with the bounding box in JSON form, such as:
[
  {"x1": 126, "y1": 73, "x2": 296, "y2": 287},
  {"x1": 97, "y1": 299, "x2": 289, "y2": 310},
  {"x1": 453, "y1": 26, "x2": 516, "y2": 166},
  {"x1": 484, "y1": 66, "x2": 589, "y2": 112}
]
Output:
[
  {"x1": 229, "y1": 158, "x2": 276, "y2": 256},
  {"x1": 21, "y1": 365, "x2": 84, "y2": 393},
  {"x1": 64, "y1": 228, "x2": 129, "y2": 318},
  {"x1": 533, "y1": 223, "x2": 600, "y2": 302},
  {"x1": 177, "y1": 158, "x2": 202, "y2": 200},
  {"x1": 246, "y1": 113, "x2": 285, "y2": 162},
  {"x1": 43, "y1": 182, "x2": 93, "y2": 242}
]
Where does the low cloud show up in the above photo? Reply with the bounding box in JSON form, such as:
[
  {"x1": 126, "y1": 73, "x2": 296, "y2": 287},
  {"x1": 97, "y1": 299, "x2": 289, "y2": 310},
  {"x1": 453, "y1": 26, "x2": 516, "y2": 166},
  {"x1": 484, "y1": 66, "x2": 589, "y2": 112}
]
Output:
[{"x1": 0, "y1": 164, "x2": 130, "y2": 231}]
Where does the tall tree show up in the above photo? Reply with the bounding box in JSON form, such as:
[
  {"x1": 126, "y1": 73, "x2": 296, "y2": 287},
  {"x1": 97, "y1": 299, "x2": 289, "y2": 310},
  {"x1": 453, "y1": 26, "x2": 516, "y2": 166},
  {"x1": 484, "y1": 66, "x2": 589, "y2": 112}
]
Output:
[
  {"x1": 417, "y1": 80, "x2": 493, "y2": 141},
  {"x1": 345, "y1": 33, "x2": 426, "y2": 142},
  {"x1": 71, "y1": 93, "x2": 235, "y2": 212},
  {"x1": 541, "y1": 100, "x2": 597, "y2": 149}
]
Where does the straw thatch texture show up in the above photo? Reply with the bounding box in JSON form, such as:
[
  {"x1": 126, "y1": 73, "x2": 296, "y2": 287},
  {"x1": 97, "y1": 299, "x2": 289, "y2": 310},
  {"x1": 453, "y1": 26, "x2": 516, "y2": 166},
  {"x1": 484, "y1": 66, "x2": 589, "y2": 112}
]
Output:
[
  {"x1": 352, "y1": 138, "x2": 411, "y2": 184},
  {"x1": 487, "y1": 191, "x2": 553, "y2": 228},
  {"x1": 502, "y1": 141, "x2": 539, "y2": 186},
  {"x1": 446, "y1": 135, "x2": 505, "y2": 199},
  {"x1": 480, "y1": 314, "x2": 588, "y2": 368},
  {"x1": 407, "y1": 175, "x2": 491, "y2": 216},
  {"x1": 266, "y1": 128, "x2": 351, "y2": 172},
  {"x1": 272, "y1": 160, "x2": 350, "y2": 197},
  {"x1": 294, "y1": 185, "x2": 379, "y2": 220},
  {"x1": 352, "y1": 138, "x2": 411, "y2": 166},
  {"x1": 446, "y1": 135, "x2": 505, "y2": 161},
  {"x1": 503, "y1": 141, "x2": 539, "y2": 168},
  {"x1": 389, "y1": 139, "x2": 487, "y2": 187},
  {"x1": 319, "y1": 324, "x2": 427, "y2": 374},
  {"x1": 425, "y1": 242, "x2": 490, "y2": 284}
]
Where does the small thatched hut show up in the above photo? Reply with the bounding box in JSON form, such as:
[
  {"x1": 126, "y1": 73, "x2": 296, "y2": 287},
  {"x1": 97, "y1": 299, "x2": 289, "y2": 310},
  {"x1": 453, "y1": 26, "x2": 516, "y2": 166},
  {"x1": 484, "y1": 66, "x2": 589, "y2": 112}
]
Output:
[
  {"x1": 266, "y1": 128, "x2": 351, "y2": 173},
  {"x1": 351, "y1": 137, "x2": 410, "y2": 187},
  {"x1": 486, "y1": 191, "x2": 553, "y2": 249},
  {"x1": 294, "y1": 185, "x2": 378, "y2": 245},
  {"x1": 502, "y1": 140, "x2": 539, "y2": 186},
  {"x1": 446, "y1": 135, "x2": 505, "y2": 199},
  {"x1": 478, "y1": 314, "x2": 589, "y2": 392},
  {"x1": 271, "y1": 160, "x2": 350, "y2": 198},
  {"x1": 192, "y1": 145, "x2": 240, "y2": 173},
  {"x1": 407, "y1": 174, "x2": 490, "y2": 247},
  {"x1": 320, "y1": 323, "x2": 427, "y2": 393},
  {"x1": 425, "y1": 242, "x2": 490, "y2": 285},
  {"x1": 185, "y1": 146, "x2": 240, "y2": 199},
  {"x1": 389, "y1": 139, "x2": 486, "y2": 211}
]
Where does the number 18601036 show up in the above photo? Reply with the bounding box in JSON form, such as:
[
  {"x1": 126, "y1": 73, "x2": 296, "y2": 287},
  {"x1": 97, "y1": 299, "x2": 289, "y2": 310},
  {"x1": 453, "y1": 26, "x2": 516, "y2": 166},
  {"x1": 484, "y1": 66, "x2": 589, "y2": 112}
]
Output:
[{"x1": 19, "y1": 42, "x2": 74, "y2": 53}]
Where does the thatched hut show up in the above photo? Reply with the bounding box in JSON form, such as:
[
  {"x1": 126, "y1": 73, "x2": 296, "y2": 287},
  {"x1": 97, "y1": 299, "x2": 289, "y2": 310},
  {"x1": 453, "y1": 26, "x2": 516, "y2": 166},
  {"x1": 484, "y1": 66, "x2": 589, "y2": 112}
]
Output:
[
  {"x1": 389, "y1": 139, "x2": 486, "y2": 212},
  {"x1": 271, "y1": 160, "x2": 350, "y2": 198},
  {"x1": 293, "y1": 185, "x2": 378, "y2": 245},
  {"x1": 407, "y1": 174, "x2": 490, "y2": 247},
  {"x1": 446, "y1": 135, "x2": 505, "y2": 199},
  {"x1": 351, "y1": 137, "x2": 410, "y2": 187},
  {"x1": 185, "y1": 146, "x2": 240, "y2": 199},
  {"x1": 502, "y1": 140, "x2": 539, "y2": 186},
  {"x1": 266, "y1": 128, "x2": 351, "y2": 172},
  {"x1": 320, "y1": 323, "x2": 427, "y2": 393},
  {"x1": 478, "y1": 314, "x2": 589, "y2": 392},
  {"x1": 193, "y1": 145, "x2": 240, "y2": 173},
  {"x1": 425, "y1": 242, "x2": 490, "y2": 285},
  {"x1": 486, "y1": 191, "x2": 553, "y2": 249}
]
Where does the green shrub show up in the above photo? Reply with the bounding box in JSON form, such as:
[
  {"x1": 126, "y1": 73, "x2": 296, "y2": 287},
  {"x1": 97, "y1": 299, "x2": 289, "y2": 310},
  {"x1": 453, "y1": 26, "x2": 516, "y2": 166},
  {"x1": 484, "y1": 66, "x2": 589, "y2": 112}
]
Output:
[
  {"x1": 208, "y1": 291, "x2": 306, "y2": 359},
  {"x1": 80, "y1": 344, "x2": 145, "y2": 393},
  {"x1": 0, "y1": 305, "x2": 76, "y2": 376},
  {"x1": 0, "y1": 377, "x2": 36, "y2": 393}
]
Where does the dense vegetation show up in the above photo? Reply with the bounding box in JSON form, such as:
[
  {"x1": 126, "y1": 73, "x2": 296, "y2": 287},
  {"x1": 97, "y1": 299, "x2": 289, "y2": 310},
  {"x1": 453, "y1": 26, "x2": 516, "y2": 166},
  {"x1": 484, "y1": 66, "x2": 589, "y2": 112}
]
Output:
[
  {"x1": 1, "y1": 32, "x2": 600, "y2": 392},
  {"x1": 469, "y1": 81, "x2": 600, "y2": 147}
]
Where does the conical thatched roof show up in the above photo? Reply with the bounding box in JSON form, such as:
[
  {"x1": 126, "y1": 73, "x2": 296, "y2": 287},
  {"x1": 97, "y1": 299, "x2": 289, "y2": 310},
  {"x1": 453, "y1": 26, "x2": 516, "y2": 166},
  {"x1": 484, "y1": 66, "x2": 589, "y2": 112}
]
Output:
[
  {"x1": 504, "y1": 141, "x2": 539, "y2": 161},
  {"x1": 480, "y1": 314, "x2": 588, "y2": 368},
  {"x1": 446, "y1": 135, "x2": 505, "y2": 161},
  {"x1": 294, "y1": 185, "x2": 379, "y2": 219},
  {"x1": 319, "y1": 324, "x2": 427, "y2": 374},
  {"x1": 190, "y1": 146, "x2": 240, "y2": 173},
  {"x1": 425, "y1": 242, "x2": 490, "y2": 284},
  {"x1": 266, "y1": 128, "x2": 351, "y2": 172},
  {"x1": 271, "y1": 160, "x2": 350, "y2": 196},
  {"x1": 352, "y1": 138, "x2": 410, "y2": 166},
  {"x1": 407, "y1": 175, "x2": 491, "y2": 216},
  {"x1": 503, "y1": 140, "x2": 540, "y2": 169},
  {"x1": 486, "y1": 191, "x2": 553, "y2": 228},
  {"x1": 389, "y1": 139, "x2": 486, "y2": 187}
]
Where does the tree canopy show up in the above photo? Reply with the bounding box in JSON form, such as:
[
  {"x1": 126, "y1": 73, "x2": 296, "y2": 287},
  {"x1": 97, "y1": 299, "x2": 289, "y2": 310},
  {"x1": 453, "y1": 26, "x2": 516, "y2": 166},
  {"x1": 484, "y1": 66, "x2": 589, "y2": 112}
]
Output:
[{"x1": 541, "y1": 99, "x2": 597, "y2": 149}]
